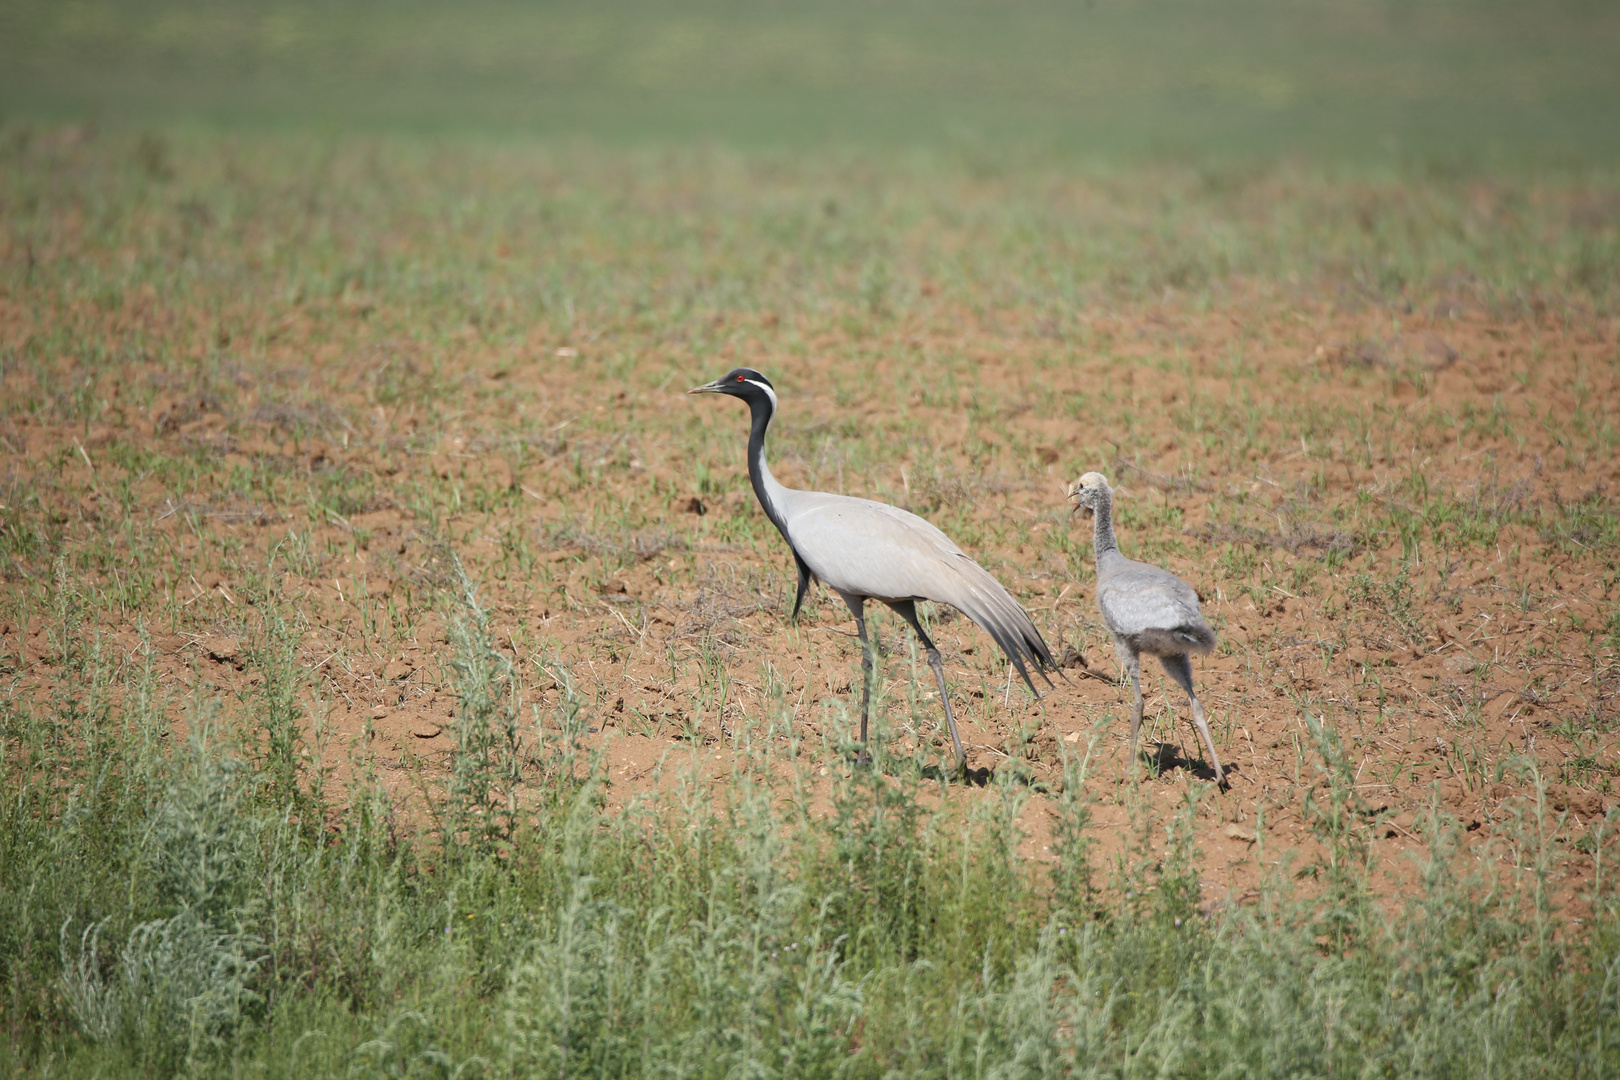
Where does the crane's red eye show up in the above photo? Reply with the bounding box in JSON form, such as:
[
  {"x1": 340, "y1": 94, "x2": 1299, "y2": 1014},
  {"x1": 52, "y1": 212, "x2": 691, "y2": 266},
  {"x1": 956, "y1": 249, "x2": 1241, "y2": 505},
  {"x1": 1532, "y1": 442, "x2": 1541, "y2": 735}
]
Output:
[{"x1": 735, "y1": 375, "x2": 744, "y2": 381}]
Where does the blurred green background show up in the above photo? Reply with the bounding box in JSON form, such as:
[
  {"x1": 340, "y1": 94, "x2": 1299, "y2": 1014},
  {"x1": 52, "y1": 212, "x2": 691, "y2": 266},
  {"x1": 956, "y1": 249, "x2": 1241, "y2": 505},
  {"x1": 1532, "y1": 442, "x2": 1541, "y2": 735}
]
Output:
[{"x1": 3, "y1": 0, "x2": 1618, "y2": 161}]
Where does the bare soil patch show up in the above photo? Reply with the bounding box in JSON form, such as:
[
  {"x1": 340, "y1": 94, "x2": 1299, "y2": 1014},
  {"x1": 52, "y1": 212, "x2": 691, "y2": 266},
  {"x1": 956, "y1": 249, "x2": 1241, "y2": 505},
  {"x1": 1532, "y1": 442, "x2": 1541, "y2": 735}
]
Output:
[{"x1": 3, "y1": 295, "x2": 1617, "y2": 907}]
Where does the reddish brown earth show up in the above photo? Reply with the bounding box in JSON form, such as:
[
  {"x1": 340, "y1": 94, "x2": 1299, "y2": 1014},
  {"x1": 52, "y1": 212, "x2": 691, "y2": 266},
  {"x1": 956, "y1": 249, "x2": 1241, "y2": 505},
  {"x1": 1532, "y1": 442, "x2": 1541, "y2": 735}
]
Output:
[{"x1": 3, "y1": 296, "x2": 1617, "y2": 907}]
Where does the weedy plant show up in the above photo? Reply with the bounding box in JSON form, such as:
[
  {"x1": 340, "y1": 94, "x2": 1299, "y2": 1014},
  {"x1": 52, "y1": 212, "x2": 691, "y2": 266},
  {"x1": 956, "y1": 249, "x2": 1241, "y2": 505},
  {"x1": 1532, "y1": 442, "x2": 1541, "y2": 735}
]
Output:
[
  {"x1": 1, "y1": 108, "x2": 1618, "y2": 1076},
  {"x1": 2, "y1": 559, "x2": 1618, "y2": 1077}
]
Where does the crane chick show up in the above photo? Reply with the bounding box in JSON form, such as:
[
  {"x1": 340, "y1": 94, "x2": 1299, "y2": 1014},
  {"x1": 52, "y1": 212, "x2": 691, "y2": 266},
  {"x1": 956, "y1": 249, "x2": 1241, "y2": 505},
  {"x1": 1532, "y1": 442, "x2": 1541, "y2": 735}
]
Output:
[
  {"x1": 1068, "y1": 472, "x2": 1227, "y2": 788},
  {"x1": 690, "y1": 368, "x2": 1056, "y2": 769}
]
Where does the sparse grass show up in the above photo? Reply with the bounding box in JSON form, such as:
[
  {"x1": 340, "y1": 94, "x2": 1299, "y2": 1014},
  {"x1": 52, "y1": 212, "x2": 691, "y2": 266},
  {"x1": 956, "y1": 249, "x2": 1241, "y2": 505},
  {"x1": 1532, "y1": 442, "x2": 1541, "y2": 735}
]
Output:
[
  {"x1": 2, "y1": 8, "x2": 1620, "y2": 1066},
  {"x1": 4, "y1": 581, "x2": 1620, "y2": 1076},
  {"x1": 4, "y1": 0, "x2": 1620, "y2": 161}
]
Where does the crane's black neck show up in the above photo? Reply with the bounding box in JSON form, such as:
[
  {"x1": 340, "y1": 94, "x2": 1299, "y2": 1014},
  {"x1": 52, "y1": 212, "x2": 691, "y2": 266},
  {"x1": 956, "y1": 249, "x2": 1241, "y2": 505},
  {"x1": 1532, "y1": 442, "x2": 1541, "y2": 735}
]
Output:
[
  {"x1": 1091, "y1": 487, "x2": 1121, "y2": 559},
  {"x1": 743, "y1": 391, "x2": 791, "y2": 543}
]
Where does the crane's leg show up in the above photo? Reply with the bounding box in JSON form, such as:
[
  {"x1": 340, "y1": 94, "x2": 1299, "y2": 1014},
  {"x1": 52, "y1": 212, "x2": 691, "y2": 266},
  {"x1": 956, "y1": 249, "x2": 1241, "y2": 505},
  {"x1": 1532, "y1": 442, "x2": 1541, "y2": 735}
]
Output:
[
  {"x1": 886, "y1": 600, "x2": 965, "y2": 769},
  {"x1": 1159, "y1": 653, "x2": 1227, "y2": 789},
  {"x1": 1115, "y1": 639, "x2": 1144, "y2": 772},
  {"x1": 836, "y1": 590, "x2": 874, "y2": 765},
  {"x1": 1189, "y1": 695, "x2": 1228, "y2": 791}
]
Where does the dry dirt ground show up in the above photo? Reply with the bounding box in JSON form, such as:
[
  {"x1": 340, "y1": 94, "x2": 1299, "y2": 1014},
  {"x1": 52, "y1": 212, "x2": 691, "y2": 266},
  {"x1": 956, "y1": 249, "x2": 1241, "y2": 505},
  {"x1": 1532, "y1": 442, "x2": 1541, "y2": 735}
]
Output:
[{"x1": 3, "y1": 296, "x2": 1617, "y2": 907}]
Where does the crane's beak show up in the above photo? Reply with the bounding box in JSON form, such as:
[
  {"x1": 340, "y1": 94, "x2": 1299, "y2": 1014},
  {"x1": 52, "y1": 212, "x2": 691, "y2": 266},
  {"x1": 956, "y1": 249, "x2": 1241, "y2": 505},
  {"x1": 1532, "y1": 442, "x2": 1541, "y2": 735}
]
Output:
[{"x1": 687, "y1": 379, "x2": 724, "y2": 395}]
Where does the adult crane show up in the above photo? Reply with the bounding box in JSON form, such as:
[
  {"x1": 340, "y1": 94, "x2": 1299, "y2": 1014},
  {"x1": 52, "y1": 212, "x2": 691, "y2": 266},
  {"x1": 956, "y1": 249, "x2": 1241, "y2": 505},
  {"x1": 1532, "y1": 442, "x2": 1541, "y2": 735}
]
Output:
[
  {"x1": 689, "y1": 368, "x2": 1056, "y2": 768},
  {"x1": 1068, "y1": 472, "x2": 1227, "y2": 788}
]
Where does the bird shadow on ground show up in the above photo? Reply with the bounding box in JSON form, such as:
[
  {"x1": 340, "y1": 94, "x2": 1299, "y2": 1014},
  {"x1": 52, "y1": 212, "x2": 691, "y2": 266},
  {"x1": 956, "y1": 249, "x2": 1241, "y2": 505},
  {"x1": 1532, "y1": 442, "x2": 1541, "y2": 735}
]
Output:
[
  {"x1": 918, "y1": 763, "x2": 993, "y2": 787},
  {"x1": 856, "y1": 755, "x2": 992, "y2": 787},
  {"x1": 1146, "y1": 742, "x2": 1234, "y2": 785}
]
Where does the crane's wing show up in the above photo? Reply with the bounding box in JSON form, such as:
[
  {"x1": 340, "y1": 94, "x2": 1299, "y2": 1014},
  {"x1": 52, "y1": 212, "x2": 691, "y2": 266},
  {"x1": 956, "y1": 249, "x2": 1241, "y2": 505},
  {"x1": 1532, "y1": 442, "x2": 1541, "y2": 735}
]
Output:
[
  {"x1": 778, "y1": 491, "x2": 1056, "y2": 689},
  {"x1": 1096, "y1": 563, "x2": 1215, "y2": 655},
  {"x1": 927, "y1": 548, "x2": 1059, "y2": 691}
]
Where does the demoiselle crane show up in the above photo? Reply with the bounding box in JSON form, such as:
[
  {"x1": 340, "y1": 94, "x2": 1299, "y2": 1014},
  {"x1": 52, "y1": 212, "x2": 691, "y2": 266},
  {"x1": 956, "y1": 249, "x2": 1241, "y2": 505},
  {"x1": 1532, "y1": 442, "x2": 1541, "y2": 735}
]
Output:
[
  {"x1": 1068, "y1": 472, "x2": 1228, "y2": 788},
  {"x1": 689, "y1": 368, "x2": 1056, "y2": 768}
]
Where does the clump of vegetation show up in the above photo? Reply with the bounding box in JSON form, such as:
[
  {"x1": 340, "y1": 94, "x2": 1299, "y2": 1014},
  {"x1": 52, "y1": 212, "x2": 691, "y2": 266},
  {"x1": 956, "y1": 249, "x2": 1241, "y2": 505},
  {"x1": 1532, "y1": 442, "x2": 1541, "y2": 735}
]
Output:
[
  {"x1": 1, "y1": 13, "x2": 1618, "y2": 1066},
  {"x1": 3, "y1": 567, "x2": 1618, "y2": 1076}
]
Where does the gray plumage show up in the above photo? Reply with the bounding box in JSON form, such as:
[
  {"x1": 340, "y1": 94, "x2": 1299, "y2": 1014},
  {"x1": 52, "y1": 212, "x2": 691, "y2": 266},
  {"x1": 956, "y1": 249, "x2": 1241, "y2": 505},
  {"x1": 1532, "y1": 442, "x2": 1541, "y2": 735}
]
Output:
[
  {"x1": 690, "y1": 368, "x2": 1056, "y2": 767},
  {"x1": 1068, "y1": 472, "x2": 1227, "y2": 788}
]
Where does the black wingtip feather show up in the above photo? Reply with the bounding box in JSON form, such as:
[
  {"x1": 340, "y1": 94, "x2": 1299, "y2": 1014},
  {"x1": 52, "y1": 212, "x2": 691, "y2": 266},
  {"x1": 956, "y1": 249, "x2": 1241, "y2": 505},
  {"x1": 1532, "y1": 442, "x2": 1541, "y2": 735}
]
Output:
[
  {"x1": 789, "y1": 549, "x2": 814, "y2": 622},
  {"x1": 946, "y1": 570, "x2": 1059, "y2": 696}
]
